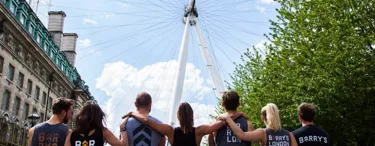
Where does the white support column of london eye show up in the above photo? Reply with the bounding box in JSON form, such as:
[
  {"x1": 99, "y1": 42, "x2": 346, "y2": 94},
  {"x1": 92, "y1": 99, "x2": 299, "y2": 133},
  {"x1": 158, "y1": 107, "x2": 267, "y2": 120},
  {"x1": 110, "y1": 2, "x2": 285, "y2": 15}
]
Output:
[{"x1": 168, "y1": 0, "x2": 225, "y2": 126}]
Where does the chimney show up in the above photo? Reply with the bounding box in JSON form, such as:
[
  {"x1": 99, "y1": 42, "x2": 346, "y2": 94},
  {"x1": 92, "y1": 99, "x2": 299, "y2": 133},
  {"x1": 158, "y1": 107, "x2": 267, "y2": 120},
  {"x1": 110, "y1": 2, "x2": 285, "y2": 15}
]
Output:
[
  {"x1": 61, "y1": 33, "x2": 78, "y2": 67},
  {"x1": 47, "y1": 11, "x2": 66, "y2": 48}
]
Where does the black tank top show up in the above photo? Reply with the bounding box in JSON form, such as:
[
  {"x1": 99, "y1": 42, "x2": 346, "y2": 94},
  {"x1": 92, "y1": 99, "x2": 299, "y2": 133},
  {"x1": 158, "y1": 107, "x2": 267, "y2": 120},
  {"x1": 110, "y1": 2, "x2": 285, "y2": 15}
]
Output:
[
  {"x1": 70, "y1": 129, "x2": 104, "y2": 146},
  {"x1": 172, "y1": 127, "x2": 197, "y2": 146}
]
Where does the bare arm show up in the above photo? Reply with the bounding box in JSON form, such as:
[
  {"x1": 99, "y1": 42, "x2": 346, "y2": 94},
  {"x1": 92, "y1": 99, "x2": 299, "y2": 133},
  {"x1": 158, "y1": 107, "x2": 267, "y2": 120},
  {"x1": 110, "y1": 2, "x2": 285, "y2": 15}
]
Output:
[
  {"x1": 27, "y1": 127, "x2": 34, "y2": 146},
  {"x1": 247, "y1": 121, "x2": 254, "y2": 131},
  {"x1": 130, "y1": 112, "x2": 174, "y2": 143},
  {"x1": 225, "y1": 117, "x2": 264, "y2": 142},
  {"x1": 119, "y1": 131, "x2": 128, "y2": 146},
  {"x1": 289, "y1": 132, "x2": 298, "y2": 146},
  {"x1": 158, "y1": 136, "x2": 166, "y2": 146},
  {"x1": 208, "y1": 133, "x2": 215, "y2": 146},
  {"x1": 119, "y1": 117, "x2": 129, "y2": 146},
  {"x1": 103, "y1": 128, "x2": 126, "y2": 146},
  {"x1": 196, "y1": 121, "x2": 226, "y2": 136},
  {"x1": 64, "y1": 129, "x2": 73, "y2": 146}
]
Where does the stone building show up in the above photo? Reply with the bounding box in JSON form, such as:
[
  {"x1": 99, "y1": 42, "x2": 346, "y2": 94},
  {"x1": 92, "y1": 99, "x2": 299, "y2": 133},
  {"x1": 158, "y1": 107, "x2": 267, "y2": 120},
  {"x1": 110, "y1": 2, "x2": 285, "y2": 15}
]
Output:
[{"x1": 0, "y1": 0, "x2": 95, "y2": 145}]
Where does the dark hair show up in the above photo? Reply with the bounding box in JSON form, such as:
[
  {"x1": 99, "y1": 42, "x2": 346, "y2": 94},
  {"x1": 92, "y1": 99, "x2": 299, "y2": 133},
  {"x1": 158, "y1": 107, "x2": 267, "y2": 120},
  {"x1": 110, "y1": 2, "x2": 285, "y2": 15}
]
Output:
[
  {"x1": 177, "y1": 102, "x2": 194, "y2": 134},
  {"x1": 74, "y1": 100, "x2": 106, "y2": 133},
  {"x1": 52, "y1": 98, "x2": 74, "y2": 115},
  {"x1": 222, "y1": 90, "x2": 240, "y2": 111},
  {"x1": 298, "y1": 103, "x2": 316, "y2": 122},
  {"x1": 136, "y1": 92, "x2": 152, "y2": 108}
]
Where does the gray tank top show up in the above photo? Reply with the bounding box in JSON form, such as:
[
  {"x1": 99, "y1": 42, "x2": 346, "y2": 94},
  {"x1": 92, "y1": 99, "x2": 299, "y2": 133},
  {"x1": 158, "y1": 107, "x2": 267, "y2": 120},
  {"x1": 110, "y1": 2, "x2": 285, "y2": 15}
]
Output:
[
  {"x1": 126, "y1": 115, "x2": 163, "y2": 146},
  {"x1": 215, "y1": 116, "x2": 251, "y2": 146},
  {"x1": 31, "y1": 122, "x2": 69, "y2": 146},
  {"x1": 265, "y1": 128, "x2": 291, "y2": 146}
]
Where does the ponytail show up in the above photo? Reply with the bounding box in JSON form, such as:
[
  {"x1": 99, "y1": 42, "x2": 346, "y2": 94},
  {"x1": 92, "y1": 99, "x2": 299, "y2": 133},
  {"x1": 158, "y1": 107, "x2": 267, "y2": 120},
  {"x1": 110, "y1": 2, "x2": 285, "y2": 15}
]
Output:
[
  {"x1": 178, "y1": 102, "x2": 194, "y2": 133},
  {"x1": 261, "y1": 103, "x2": 281, "y2": 132}
]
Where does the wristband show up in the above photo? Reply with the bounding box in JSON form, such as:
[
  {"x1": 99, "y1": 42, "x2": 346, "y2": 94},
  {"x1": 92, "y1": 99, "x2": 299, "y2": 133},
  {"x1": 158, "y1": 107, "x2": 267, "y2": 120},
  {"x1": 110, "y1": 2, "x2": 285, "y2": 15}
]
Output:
[{"x1": 120, "y1": 127, "x2": 127, "y2": 132}]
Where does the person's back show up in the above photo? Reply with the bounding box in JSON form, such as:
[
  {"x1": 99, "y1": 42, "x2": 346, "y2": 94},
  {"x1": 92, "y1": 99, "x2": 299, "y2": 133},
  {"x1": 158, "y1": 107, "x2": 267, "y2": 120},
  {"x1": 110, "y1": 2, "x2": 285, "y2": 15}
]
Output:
[
  {"x1": 215, "y1": 116, "x2": 251, "y2": 146},
  {"x1": 31, "y1": 122, "x2": 69, "y2": 146},
  {"x1": 126, "y1": 116, "x2": 163, "y2": 146},
  {"x1": 172, "y1": 127, "x2": 196, "y2": 146},
  {"x1": 70, "y1": 128, "x2": 104, "y2": 146},
  {"x1": 293, "y1": 125, "x2": 330, "y2": 146},
  {"x1": 264, "y1": 128, "x2": 291, "y2": 146}
]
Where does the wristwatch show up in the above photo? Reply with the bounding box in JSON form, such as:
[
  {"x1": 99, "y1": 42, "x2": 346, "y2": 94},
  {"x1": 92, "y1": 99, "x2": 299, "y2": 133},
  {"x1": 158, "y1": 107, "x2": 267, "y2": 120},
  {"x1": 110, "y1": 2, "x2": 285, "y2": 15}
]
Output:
[{"x1": 120, "y1": 127, "x2": 127, "y2": 132}]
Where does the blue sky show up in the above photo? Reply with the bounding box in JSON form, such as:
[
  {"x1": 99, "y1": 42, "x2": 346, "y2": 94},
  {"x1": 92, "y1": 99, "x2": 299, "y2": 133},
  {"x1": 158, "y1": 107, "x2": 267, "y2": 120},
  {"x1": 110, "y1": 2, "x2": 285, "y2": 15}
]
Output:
[{"x1": 32, "y1": 0, "x2": 279, "y2": 136}]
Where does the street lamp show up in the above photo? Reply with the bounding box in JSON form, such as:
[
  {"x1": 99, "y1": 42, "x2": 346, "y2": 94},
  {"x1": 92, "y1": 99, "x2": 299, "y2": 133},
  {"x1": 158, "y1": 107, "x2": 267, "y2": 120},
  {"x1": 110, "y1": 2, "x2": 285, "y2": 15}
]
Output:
[
  {"x1": 27, "y1": 113, "x2": 40, "y2": 127},
  {"x1": 44, "y1": 72, "x2": 54, "y2": 122}
]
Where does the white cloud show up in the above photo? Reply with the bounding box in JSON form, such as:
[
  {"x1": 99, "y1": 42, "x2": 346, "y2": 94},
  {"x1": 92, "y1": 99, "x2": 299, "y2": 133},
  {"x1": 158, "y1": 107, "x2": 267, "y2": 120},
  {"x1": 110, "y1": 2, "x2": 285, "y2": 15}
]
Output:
[
  {"x1": 78, "y1": 39, "x2": 92, "y2": 48},
  {"x1": 83, "y1": 18, "x2": 98, "y2": 25},
  {"x1": 260, "y1": 0, "x2": 275, "y2": 4},
  {"x1": 256, "y1": 6, "x2": 266, "y2": 12},
  {"x1": 104, "y1": 12, "x2": 115, "y2": 18},
  {"x1": 96, "y1": 61, "x2": 217, "y2": 138}
]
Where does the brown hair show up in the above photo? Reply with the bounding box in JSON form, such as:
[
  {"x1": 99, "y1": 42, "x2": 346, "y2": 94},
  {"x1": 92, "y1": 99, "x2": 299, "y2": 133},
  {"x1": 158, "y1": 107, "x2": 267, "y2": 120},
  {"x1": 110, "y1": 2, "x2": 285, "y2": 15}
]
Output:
[
  {"x1": 298, "y1": 103, "x2": 316, "y2": 122},
  {"x1": 135, "y1": 92, "x2": 152, "y2": 108},
  {"x1": 52, "y1": 98, "x2": 74, "y2": 115},
  {"x1": 222, "y1": 90, "x2": 240, "y2": 111},
  {"x1": 74, "y1": 100, "x2": 106, "y2": 133},
  {"x1": 177, "y1": 102, "x2": 194, "y2": 133}
]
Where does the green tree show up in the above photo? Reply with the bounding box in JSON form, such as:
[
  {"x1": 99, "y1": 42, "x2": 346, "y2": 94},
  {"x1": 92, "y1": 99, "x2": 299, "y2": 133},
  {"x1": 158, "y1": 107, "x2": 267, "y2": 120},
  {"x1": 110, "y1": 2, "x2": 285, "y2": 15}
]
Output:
[{"x1": 222, "y1": 0, "x2": 375, "y2": 145}]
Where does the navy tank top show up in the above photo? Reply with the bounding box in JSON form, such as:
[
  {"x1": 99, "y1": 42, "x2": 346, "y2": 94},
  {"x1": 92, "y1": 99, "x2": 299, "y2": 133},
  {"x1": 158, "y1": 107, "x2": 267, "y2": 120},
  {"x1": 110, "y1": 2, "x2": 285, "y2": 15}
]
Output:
[
  {"x1": 215, "y1": 116, "x2": 251, "y2": 146},
  {"x1": 31, "y1": 122, "x2": 69, "y2": 146},
  {"x1": 265, "y1": 128, "x2": 291, "y2": 146}
]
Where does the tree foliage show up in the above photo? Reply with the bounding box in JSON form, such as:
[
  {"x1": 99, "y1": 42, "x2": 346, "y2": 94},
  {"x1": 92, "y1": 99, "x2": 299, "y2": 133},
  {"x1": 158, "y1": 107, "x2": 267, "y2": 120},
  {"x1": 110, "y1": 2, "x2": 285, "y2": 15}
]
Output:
[{"x1": 223, "y1": 0, "x2": 375, "y2": 145}]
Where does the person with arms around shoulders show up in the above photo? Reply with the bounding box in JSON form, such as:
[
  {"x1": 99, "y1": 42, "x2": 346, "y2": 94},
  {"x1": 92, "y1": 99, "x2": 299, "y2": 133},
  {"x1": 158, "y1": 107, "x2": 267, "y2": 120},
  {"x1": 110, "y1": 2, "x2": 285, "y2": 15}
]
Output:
[
  {"x1": 292, "y1": 103, "x2": 331, "y2": 146},
  {"x1": 123, "y1": 102, "x2": 246, "y2": 146},
  {"x1": 218, "y1": 103, "x2": 298, "y2": 146},
  {"x1": 208, "y1": 90, "x2": 253, "y2": 146},
  {"x1": 120, "y1": 92, "x2": 166, "y2": 146},
  {"x1": 28, "y1": 98, "x2": 74, "y2": 146},
  {"x1": 65, "y1": 100, "x2": 128, "y2": 146}
]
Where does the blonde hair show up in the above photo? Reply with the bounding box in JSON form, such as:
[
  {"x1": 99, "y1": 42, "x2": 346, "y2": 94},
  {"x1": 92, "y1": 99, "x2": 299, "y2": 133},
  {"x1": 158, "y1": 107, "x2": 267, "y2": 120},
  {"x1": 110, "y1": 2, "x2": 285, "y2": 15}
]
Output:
[{"x1": 261, "y1": 103, "x2": 281, "y2": 131}]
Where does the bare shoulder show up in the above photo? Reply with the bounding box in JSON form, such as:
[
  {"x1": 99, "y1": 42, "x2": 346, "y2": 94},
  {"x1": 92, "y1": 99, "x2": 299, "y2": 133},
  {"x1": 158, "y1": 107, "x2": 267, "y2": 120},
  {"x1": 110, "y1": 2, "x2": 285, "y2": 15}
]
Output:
[{"x1": 28, "y1": 127, "x2": 35, "y2": 134}]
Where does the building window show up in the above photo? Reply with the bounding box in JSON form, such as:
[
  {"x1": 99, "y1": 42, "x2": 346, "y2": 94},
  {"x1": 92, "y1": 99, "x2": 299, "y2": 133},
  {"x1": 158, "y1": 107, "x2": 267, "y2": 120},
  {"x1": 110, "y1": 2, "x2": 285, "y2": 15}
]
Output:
[
  {"x1": 20, "y1": 15, "x2": 25, "y2": 25},
  {"x1": 50, "y1": 51, "x2": 54, "y2": 59},
  {"x1": 34, "y1": 86, "x2": 40, "y2": 101},
  {"x1": 7, "y1": 64, "x2": 15, "y2": 81},
  {"x1": 48, "y1": 97, "x2": 53, "y2": 110},
  {"x1": 29, "y1": 26, "x2": 34, "y2": 34},
  {"x1": 9, "y1": 3, "x2": 15, "y2": 14},
  {"x1": 61, "y1": 64, "x2": 64, "y2": 71},
  {"x1": 42, "y1": 92, "x2": 47, "y2": 105},
  {"x1": 44, "y1": 44, "x2": 48, "y2": 51},
  {"x1": 1, "y1": 90, "x2": 11, "y2": 111},
  {"x1": 12, "y1": 96, "x2": 21, "y2": 116},
  {"x1": 17, "y1": 72, "x2": 24, "y2": 88},
  {"x1": 36, "y1": 35, "x2": 41, "y2": 43},
  {"x1": 32, "y1": 108, "x2": 37, "y2": 114},
  {"x1": 0, "y1": 56, "x2": 3, "y2": 73},
  {"x1": 22, "y1": 103, "x2": 29, "y2": 120},
  {"x1": 27, "y1": 79, "x2": 32, "y2": 95}
]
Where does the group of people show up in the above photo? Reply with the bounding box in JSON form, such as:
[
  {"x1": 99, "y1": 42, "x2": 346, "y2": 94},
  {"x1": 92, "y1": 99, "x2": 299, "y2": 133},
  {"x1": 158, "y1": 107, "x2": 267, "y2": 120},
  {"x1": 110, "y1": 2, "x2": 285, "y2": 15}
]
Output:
[{"x1": 28, "y1": 90, "x2": 331, "y2": 146}]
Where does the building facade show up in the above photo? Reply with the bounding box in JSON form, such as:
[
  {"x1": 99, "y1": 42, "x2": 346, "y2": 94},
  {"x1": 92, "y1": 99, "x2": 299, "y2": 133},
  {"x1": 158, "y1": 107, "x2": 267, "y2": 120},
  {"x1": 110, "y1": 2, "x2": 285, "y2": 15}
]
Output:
[{"x1": 0, "y1": 0, "x2": 95, "y2": 145}]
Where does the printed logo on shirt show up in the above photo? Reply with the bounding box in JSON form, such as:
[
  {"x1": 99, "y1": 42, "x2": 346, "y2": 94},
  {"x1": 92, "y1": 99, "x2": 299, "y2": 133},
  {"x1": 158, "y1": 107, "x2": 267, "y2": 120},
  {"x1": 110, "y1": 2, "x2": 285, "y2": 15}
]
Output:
[
  {"x1": 226, "y1": 123, "x2": 242, "y2": 143},
  {"x1": 268, "y1": 135, "x2": 290, "y2": 146},
  {"x1": 38, "y1": 132, "x2": 60, "y2": 146},
  {"x1": 75, "y1": 140, "x2": 95, "y2": 146},
  {"x1": 298, "y1": 135, "x2": 328, "y2": 144}
]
